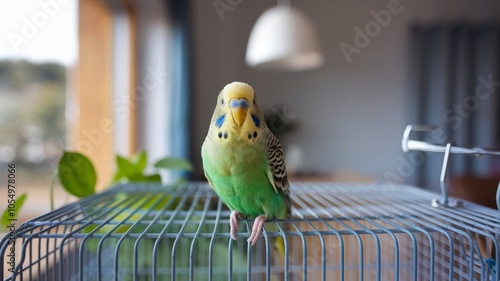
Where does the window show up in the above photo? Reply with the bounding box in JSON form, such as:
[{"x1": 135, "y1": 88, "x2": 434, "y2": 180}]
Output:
[
  {"x1": 0, "y1": 0, "x2": 189, "y2": 231},
  {"x1": 0, "y1": 0, "x2": 78, "y2": 221}
]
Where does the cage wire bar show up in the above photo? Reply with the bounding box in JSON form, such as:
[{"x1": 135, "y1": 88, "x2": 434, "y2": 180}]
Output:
[{"x1": 1, "y1": 181, "x2": 500, "y2": 281}]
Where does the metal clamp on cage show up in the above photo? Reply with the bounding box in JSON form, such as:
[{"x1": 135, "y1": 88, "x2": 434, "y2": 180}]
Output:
[{"x1": 402, "y1": 125, "x2": 500, "y2": 208}]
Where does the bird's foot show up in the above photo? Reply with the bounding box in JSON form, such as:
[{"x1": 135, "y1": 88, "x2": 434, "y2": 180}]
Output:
[
  {"x1": 230, "y1": 211, "x2": 243, "y2": 240},
  {"x1": 247, "y1": 215, "x2": 267, "y2": 246}
]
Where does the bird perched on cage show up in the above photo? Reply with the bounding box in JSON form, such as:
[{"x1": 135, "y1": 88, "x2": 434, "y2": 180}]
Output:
[{"x1": 201, "y1": 81, "x2": 291, "y2": 246}]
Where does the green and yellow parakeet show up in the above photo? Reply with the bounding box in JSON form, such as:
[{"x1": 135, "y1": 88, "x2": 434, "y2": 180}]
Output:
[{"x1": 201, "y1": 81, "x2": 291, "y2": 245}]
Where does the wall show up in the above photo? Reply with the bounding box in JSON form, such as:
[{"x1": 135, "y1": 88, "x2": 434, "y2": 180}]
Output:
[{"x1": 190, "y1": 0, "x2": 500, "y2": 186}]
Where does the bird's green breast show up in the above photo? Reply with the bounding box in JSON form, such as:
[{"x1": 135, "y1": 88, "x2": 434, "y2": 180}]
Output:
[{"x1": 202, "y1": 139, "x2": 287, "y2": 219}]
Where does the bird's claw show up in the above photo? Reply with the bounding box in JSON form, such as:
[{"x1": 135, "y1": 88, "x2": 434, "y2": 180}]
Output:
[
  {"x1": 230, "y1": 211, "x2": 242, "y2": 240},
  {"x1": 247, "y1": 215, "x2": 267, "y2": 246}
]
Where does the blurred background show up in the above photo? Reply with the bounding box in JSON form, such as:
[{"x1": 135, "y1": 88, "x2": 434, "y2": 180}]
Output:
[{"x1": 1, "y1": 0, "x2": 500, "y2": 221}]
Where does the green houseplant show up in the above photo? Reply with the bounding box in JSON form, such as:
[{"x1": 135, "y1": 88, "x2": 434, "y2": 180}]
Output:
[{"x1": 1, "y1": 150, "x2": 193, "y2": 228}]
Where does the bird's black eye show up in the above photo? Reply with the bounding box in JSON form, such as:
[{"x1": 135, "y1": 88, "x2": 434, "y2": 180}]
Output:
[
  {"x1": 221, "y1": 99, "x2": 224, "y2": 105},
  {"x1": 253, "y1": 99, "x2": 255, "y2": 105}
]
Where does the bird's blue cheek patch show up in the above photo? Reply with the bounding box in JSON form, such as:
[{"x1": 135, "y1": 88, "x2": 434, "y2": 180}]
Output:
[
  {"x1": 216, "y1": 114, "x2": 226, "y2": 128},
  {"x1": 251, "y1": 114, "x2": 261, "y2": 128}
]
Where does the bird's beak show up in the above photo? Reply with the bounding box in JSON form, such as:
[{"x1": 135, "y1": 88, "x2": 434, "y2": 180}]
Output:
[{"x1": 229, "y1": 98, "x2": 249, "y2": 127}]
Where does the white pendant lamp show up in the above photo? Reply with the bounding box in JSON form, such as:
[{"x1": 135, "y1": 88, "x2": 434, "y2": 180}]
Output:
[{"x1": 245, "y1": 3, "x2": 324, "y2": 71}]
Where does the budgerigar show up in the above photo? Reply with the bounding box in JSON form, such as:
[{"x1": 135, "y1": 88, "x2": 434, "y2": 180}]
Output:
[{"x1": 201, "y1": 81, "x2": 291, "y2": 245}]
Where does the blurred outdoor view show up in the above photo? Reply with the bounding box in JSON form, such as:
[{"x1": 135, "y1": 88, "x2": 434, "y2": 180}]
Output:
[
  {"x1": 0, "y1": 60, "x2": 66, "y2": 183},
  {"x1": 0, "y1": 1, "x2": 78, "y2": 220}
]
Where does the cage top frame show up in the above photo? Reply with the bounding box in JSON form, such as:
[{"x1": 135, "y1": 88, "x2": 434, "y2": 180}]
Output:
[{"x1": 2, "y1": 182, "x2": 500, "y2": 281}]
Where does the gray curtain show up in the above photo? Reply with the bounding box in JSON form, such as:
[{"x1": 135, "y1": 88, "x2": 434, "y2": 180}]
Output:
[{"x1": 408, "y1": 23, "x2": 500, "y2": 189}]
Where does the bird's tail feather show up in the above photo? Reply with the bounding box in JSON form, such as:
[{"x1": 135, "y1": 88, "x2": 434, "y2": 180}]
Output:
[{"x1": 263, "y1": 221, "x2": 287, "y2": 280}]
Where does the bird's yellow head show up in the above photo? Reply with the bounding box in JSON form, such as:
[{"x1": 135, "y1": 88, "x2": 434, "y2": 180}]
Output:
[
  {"x1": 209, "y1": 82, "x2": 264, "y2": 143},
  {"x1": 218, "y1": 82, "x2": 255, "y2": 127}
]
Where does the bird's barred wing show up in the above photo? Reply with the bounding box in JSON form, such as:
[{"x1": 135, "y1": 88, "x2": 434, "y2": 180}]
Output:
[{"x1": 265, "y1": 131, "x2": 290, "y2": 197}]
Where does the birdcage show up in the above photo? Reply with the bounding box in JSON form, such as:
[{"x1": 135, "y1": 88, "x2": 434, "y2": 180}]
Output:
[{"x1": 2, "y1": 125, "x2": 500, "y2": 281}]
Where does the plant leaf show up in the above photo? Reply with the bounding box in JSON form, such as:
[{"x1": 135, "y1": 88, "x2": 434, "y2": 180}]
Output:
[
  {"x1": 144, "y1": 174, "x2": 162, "y2": 182},
  {"x1": 154, "y1": 157, "x2": 193, "y2": 171},
  {"x1": 131, "y1": 150, "x2": 148, "y2": 173},
  {"x1": 1, "y1": 193, "x2": 27, "y2": 229},
  {"x1": 110, "y1": 170, "x2": 124, "y2": 184},
  {"x1": 58, "y1": 151, "x2": 96, "y2": 198},
  {"x1": 116, "y1": 155, "x2": 143, "y2": 181}
]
